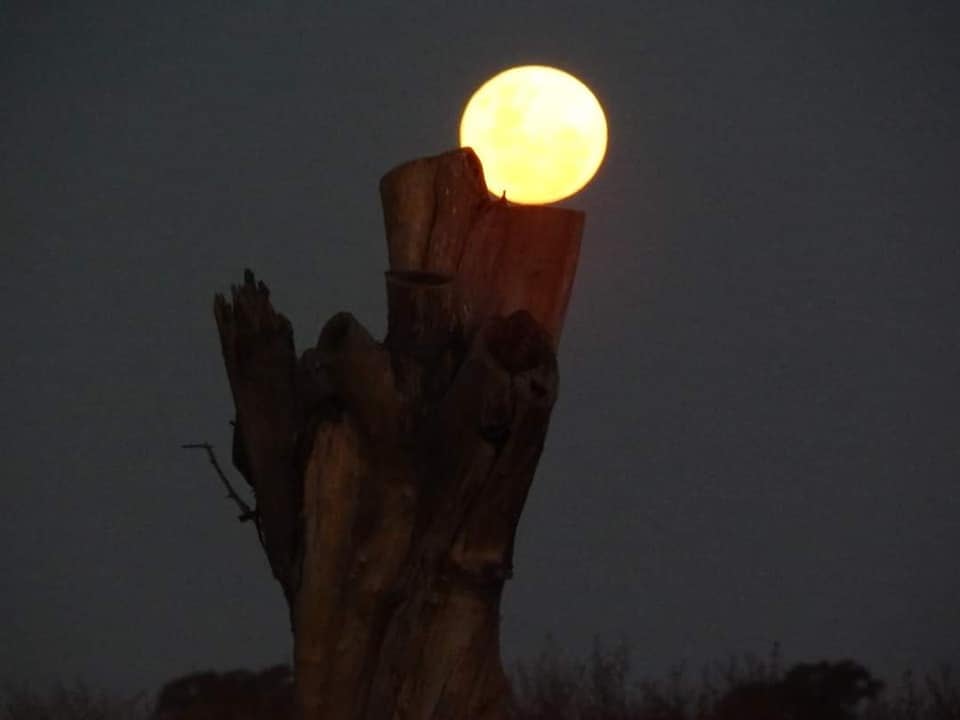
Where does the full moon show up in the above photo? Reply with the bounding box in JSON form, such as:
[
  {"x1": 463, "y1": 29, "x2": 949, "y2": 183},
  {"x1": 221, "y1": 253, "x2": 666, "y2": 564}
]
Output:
[{"x1": 459, "y1": 65, "x2": 608, "y2": 205}]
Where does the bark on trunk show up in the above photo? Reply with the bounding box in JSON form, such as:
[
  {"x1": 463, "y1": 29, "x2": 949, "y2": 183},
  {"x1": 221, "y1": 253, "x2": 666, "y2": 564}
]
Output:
[{"x1": 213, "y1": 148, "x2": 583, "y2": 719}]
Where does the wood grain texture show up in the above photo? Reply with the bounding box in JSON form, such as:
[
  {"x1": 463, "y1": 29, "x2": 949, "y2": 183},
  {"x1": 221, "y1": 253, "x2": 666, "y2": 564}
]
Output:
[
  {"x1": 211, "y1": 148, "x2": 582, "y2": 719},
  {"x1": 380, "y1": 148, "x2": 583, "y2": 347}
]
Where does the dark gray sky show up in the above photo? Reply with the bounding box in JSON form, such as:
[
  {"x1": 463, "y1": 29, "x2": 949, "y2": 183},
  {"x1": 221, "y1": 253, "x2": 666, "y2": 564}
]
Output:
[{"x1": 2, "y1": 0, "x2": 958, "y2": 696}]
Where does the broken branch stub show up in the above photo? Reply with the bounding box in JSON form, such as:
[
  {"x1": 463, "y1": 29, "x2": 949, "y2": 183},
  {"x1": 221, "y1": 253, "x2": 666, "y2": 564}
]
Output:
[
  {"x1": 380, "y1": 147, "x2": 584, "y2": 348},
  {"x1": 213, "y1": 270, "x2": 301, "y2": 601}
]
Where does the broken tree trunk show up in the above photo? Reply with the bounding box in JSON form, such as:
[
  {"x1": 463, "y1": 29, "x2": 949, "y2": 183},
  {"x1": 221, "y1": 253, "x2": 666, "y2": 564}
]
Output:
[{"x1": 213, "y1": 148, "x2": 583, "y2": 719}]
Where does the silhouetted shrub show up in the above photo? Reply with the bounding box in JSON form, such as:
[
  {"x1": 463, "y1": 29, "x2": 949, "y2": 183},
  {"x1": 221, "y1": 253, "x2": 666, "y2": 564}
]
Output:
[
  {"x1": 782, "y1": 660, "x2": 884, "y2": 719},
  {"x1": 510, "y1": 640, "x2": 957, "y2": 720},
  {"x1": 1, "y1": 681, "x2": 148, "y2": 720},
  {"x1": 152, "y1": 665, "x2": 292, "y2": 720},
  {"x1": 713, "y1": 680, "x2": 785, "y2": 720},
  {"x1": 861, "y1": 667, "x2": 960, "y2": 720}
]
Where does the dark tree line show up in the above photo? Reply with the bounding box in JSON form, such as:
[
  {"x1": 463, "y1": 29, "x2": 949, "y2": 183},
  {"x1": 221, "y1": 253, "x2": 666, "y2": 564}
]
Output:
[{"x1": 3, "y1": 646, "x2": 957, "y2": 720}]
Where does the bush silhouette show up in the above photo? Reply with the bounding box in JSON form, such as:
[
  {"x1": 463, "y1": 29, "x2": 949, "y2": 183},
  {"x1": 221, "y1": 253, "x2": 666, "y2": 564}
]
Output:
[
  {"x1": 509, "y1": 640, "x2": 956, "y2": 720},
  {"x1": 713, "y1": 680, "x2": 785, "y2": 720},
  {"x1": 781, "y1": 660, "x2": 884, "y2": 719},
  {"x1": 0, "y1": 681, "x2": 148, "y2": 720},
  {"x1": 713, "y1": 659, "x2": 884, "y2": 720},
  {"x1": 152, "y1": 665, "x2": 292, "y2": 720}
]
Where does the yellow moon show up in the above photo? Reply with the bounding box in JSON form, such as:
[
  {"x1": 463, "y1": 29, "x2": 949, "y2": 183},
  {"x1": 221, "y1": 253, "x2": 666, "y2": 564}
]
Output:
[{"x1": 459, "y1": 65, "x2": 608, "y2": 205}]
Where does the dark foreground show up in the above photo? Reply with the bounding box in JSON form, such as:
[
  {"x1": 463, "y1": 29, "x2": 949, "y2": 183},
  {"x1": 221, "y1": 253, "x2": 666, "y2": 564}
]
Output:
[{"x1": 3, "y1": 643, "x2": 957, "y2": 720}]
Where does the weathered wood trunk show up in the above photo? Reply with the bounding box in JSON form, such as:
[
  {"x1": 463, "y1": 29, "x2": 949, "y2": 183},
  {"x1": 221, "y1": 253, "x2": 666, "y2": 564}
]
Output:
[{"x1": 213, "y1": 148, "x2": 583, "y2": 719}]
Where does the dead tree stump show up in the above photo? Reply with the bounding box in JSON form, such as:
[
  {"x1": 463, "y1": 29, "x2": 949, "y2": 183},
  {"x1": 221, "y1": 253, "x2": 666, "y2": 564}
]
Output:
[{"x1": 213, "y1": 148, "x2": 583, "y2": 719}]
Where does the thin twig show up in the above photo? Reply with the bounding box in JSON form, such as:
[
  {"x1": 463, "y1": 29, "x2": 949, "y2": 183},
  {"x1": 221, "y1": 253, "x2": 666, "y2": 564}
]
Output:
[{"x1": 182, "y1": 442, "x2": 265, "y2": 549}]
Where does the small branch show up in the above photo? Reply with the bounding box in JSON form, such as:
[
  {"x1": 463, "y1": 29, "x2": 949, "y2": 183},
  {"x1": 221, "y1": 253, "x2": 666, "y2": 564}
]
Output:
[{"x1": 182, "y1": 442, "x2": 265, "y2": 548}]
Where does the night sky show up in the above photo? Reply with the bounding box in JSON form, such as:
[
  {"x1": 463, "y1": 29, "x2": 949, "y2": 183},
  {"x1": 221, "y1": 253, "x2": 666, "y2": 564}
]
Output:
[{"x1": 2, "y1": 0, "x2": 958, "y2": 696}]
